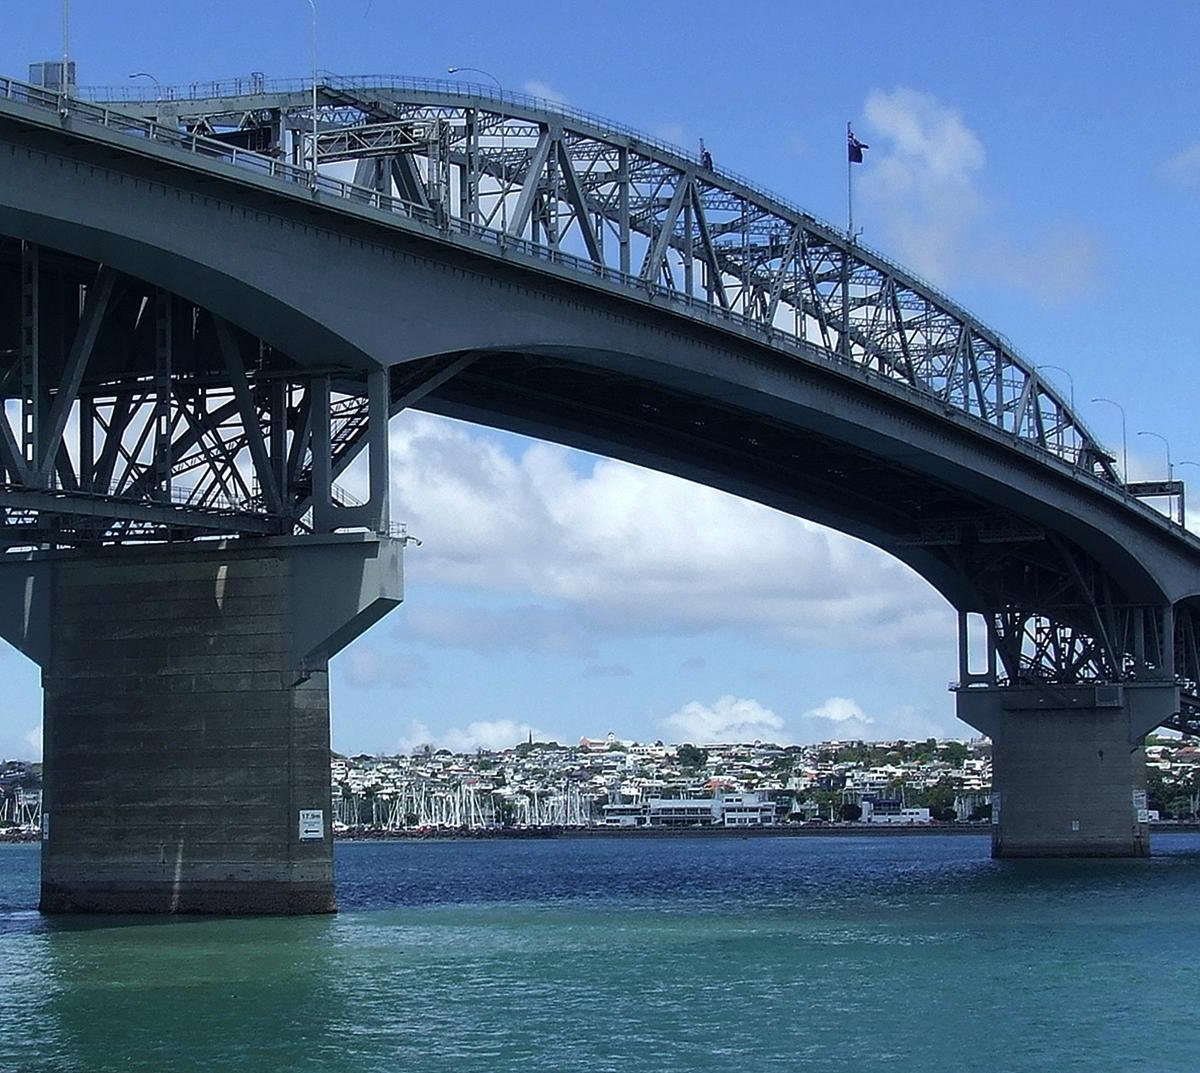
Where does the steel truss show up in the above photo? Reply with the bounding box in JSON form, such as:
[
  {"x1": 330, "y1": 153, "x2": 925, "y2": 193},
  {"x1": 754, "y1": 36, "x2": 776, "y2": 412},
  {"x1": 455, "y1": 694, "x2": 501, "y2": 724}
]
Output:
[
  {"x1": 58, "y1": 72, "x2": 1118, "y2": 479},
  {"x1": 955, "y1": 531, "x2": 1200, "y2": 730},
  {"x1": 0, "y1": 240, "x2": 423, "y2": 547}
]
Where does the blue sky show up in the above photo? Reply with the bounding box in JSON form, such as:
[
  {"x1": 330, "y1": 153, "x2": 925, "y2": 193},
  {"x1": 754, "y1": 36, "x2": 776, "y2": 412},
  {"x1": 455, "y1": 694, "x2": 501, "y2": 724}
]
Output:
[{"x1": 2, "y1": 2, "x2": 1199, "y2": 757}]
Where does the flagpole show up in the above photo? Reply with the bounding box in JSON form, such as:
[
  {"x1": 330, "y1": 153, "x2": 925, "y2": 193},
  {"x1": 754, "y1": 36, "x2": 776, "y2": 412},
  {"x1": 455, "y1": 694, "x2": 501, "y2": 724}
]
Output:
[
  {"x1": 60, "y1": 0, "x2": 70, "y2": 116},
  {"x1": 846, "y1": 120, "x2": 853, "y2": 240}
]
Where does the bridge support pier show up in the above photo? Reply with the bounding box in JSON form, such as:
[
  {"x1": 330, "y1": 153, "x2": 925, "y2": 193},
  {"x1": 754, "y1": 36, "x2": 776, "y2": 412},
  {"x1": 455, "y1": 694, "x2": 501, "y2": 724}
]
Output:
[
  {"x1": 956, "y1": 684, "x2": 1176, "y2": 858},
  {"x1": 0, "y1": 534, "x2": 402, "y2": 914}
]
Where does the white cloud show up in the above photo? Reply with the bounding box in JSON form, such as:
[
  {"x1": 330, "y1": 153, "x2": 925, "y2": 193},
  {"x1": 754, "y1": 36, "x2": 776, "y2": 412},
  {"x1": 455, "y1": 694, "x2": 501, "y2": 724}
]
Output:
[
  {"x1": 664, "y1": 695, "x2": 784, "y2": 743},
  {"x1": 523, "y1": 80, "x2": 568, "y2": 105},
  {"x1": 859, "y1": 87, "x2": 1099, "y2": 301},
  {"x1": 803, "y1": 696, "x2": 870, "y2": 723},
  {"x1": 795, "y1": 697, "x2": 954, "y2": 744},
  {"x1": 386, "y1": 413, "x2": 952, "y2": 655},
  {"x1": 797, "y1": 696, "x2": 875, "y2": 744},
  {"x1": 859, "y1": 87, "x2": 986, "y2": 284},
  {"x1": 393, "y1": 717, "x2": 549, "y2": 754}
]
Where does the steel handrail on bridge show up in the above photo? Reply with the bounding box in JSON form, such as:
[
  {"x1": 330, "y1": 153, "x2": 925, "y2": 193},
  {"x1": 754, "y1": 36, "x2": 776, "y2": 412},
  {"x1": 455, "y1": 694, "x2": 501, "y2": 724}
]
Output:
[{"x1": 1, "y1": 73, "x2": 1181, "y2": 540}]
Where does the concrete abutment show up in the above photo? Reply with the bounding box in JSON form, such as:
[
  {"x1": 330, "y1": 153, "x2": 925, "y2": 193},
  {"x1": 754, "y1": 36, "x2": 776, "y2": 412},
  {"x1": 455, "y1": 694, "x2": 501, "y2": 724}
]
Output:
[
  {"x1": 957, "y1": 684, "x2": 1176, "y2": 858},
  {"x1": 0, "y1": 534, "x2": 402, "y2": 914}
]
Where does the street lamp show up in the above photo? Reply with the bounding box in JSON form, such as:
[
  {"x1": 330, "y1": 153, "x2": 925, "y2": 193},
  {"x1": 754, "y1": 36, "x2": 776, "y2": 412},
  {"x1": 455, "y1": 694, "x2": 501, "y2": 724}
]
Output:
[
  {"x1": 305, "y1": 0, "x2": 318, "y2": 187},
  {"x1": 1180, "y1": 461, "x2": 1200, "y2": 529},
  {"x1": 1091, "y1": 397, "x2": 1127, "y2": 484},
  {"x1": 1137, "y1": 429, "x2": 1174, "y2": 483},
  {"x1": 128, "y1": 72, "x2": 161, "y2": 101},
  {"x1": 447, "y1": 66, "x2": 501, "y2": 92},
  {"x1": 448, "y1": 66, "x2": 506, "y2": 233},
  {"x1": 1035, "y1": 363, "x2": 1075, "y2": 413}
]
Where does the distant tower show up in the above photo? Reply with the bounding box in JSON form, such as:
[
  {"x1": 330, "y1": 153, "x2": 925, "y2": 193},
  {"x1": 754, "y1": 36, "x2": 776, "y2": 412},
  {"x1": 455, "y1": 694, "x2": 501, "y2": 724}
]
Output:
[{"x1": 527, "y1": 727, "x2": 533, "y2": 746}]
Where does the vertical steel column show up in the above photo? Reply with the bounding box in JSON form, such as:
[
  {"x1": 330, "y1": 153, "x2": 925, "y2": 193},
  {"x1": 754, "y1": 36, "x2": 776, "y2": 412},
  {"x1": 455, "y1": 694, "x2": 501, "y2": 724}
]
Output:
[
  {"x1": 269, "y1": 377, "x2": 289, "y2": 524},
  {"x1": 545, "y1": 135, "x2": 560, "y2": 249},
  {"x1": 77, "y1": 392, "x2": 94, "y2": 494},
  {"x1": 311, "y1": 375, "x2": 332, "y2": 532},
  {"x1": 840, "y1": 247, "x2": 851, "y2": 360},
  {"x1": 152, "y1": 290, "x2": 173, "y2": 500},
  {"x1": 20, "y1": 242, "x2": 40, "y2": 476},
  {"x1": 683, "y1": 198, "x2": 694, "y2": 297},
  {"x1": 461, "y1": 109, "x2": 477, "y2": 225},
  {"x1": 618, "y1": 146, "x2": 630, "y2": 276},
  {"x1": 309, "y1": 370, "x2": 388, "y2": 534},
  {"x1": 365, "y1": 365, "x2": 389, "y2": 531}
]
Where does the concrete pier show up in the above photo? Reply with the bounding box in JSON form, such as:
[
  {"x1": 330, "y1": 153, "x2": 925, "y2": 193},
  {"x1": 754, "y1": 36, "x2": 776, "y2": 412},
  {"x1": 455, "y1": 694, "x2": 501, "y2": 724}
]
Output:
[
  {"x1": 957, "y1": 684, "x2": 1176, "y2": 858},
  {"x1": 0, "y1": 535, "x2": 401, "y2": 914}
]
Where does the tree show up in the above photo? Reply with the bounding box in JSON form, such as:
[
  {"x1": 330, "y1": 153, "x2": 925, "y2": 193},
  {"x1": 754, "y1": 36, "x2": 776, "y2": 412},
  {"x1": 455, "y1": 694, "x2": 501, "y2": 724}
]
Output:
[
  {"x1": 840, "y1": 802, "x2": 863, "y2": 822},
  {"x1": 676, "y1": 743, "x2": 708, "y2": 770}
]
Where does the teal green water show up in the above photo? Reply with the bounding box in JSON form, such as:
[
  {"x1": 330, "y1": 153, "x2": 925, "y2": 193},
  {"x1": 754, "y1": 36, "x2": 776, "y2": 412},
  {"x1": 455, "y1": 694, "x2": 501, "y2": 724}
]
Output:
[{"x1": 2, "y1": 835, "x2": 1198, "y2": 1071}]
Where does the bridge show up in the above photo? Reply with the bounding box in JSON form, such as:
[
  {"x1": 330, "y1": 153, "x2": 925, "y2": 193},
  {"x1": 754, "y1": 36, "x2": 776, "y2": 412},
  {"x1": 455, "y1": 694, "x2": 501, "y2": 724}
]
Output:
[{"x1": 0, "y1": 66, "x2": 1196, "y2": 911}]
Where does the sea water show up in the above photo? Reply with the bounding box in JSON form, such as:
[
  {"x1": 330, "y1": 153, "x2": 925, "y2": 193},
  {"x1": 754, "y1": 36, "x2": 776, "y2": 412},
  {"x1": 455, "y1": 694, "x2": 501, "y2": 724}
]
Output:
[{"x1": 1, "y1": 834, "x2": 1198, "y2": 1072}]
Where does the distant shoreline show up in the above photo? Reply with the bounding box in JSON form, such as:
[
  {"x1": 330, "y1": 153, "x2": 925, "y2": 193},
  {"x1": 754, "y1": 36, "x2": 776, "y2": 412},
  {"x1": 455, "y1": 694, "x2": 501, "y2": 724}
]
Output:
[
  {"x1": 333, "y1": 821, "x2": 1200, "y2": 842},
  {"x1": 4, "y1": 822, "x2": 1198, "y2": 847}
]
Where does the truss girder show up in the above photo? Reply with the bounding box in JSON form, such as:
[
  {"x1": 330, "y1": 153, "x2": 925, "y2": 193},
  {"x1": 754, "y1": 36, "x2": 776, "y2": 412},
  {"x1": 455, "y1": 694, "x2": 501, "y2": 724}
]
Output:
[
  {"x1": 0, "y1": 243, "x2": 466, "y2": 548},
  {"x1": 73, "y1": 76, "x2": 1118, "y2": 481}
]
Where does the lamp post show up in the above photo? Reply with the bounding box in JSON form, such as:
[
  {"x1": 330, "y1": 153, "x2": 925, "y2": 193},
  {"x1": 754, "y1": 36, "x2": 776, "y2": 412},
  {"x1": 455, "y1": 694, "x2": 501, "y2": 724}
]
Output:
[
  {"x1": 448, "y1": 66, "x2": 505, "y2": 232},
  {"x1": 306, "y1": 0, "x2": 318, "y2": 187},
  {"x1": 1137, "y1": 430, "x2": 1173, "y2": 483},
  {"x1": 1035, "y1": 363, "x2": 1075, "y2": 413},
  {"x1": 447, "y1": 65, "x2": 501, "y2": 92},
  {"x1": 1091, "y1": 397, "x2": 1127, "y2": 484},
  {"x1": 128, "y1": 72, "x2": 162, "y2": 101},
  {"x1": 1138, "y1": 430, "x2": 1180, "y2": 524}
]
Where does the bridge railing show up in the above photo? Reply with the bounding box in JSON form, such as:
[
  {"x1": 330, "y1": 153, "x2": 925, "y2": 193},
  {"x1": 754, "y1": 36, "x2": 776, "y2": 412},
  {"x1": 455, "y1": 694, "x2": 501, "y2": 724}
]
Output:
[
  {"x1": 0, "y1": 74, "x2": 786, "y2": 339},
  {"x1": 76, "y1": 72, "x2": 1021, "y2": 325},
  {"x1": 0, "y1": 74, "x2": 1134, "y2": 490}
]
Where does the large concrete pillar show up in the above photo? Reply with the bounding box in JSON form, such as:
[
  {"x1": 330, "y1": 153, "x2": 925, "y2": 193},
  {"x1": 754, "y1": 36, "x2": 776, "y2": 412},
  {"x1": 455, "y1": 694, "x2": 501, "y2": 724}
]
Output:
[
  {"x1": 0, "y1": 534, "x2": 401, "y2": 914},
  {"x1": 957, "y1": 683, "x2": 1176, "y2": 858}
]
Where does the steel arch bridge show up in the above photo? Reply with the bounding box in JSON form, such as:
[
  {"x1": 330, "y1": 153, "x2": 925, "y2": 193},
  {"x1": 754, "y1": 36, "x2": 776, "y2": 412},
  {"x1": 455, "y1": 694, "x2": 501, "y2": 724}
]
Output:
[{"x1": 1, "y1": 72, "x2": 1199, "y2": 732}]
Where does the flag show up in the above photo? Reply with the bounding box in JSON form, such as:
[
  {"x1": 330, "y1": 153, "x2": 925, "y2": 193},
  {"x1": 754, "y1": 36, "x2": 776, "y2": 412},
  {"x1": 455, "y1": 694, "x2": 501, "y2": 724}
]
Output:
[{"x1": 848, "y1": 129, "x2": 868, "y2": 164}]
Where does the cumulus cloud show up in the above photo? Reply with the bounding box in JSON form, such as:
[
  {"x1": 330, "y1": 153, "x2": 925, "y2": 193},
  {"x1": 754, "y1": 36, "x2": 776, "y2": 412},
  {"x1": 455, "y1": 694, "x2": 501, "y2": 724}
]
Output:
[
  {"x1": 859, "y1": 87, "x2": 1099, "y2": 301},
  {"x1": 859, "y1": 87, "x2": 987, "y2": 283},
  {"x1": 664, "y1": 695, "x2": 784, "y2": 743},
  {"x1": 804, "y1": 696, "x2": 870, "y2": 723},
  {"x1": 797, "y1": 696, "x2": 874, "y2": 743},
  {"x1": 386, "y1": 413, "x2": 952, "y2": 655},
  {"x1": 394, "y1": 717, "x2": 549, "y2": 754},
  {"x1": 794, "y1": 697, "x2": 955, "y2": 744}
]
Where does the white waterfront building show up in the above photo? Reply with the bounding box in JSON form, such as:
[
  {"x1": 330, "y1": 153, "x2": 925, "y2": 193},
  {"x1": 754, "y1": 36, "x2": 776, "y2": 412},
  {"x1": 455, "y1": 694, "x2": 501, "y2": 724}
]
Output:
[{"x1": 601, "y1": 791, "x2": 778, "y2": 828}]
